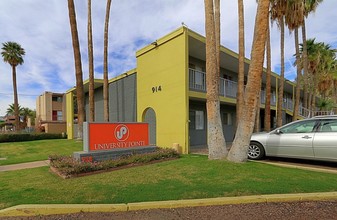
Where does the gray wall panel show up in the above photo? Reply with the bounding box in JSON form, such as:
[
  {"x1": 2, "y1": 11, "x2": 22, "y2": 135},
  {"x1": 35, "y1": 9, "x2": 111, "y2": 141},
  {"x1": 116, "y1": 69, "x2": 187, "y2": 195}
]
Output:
[
  {"x1": 109, "y1": 74, "x2": 137, "y2": 122},
  {"x1": 84, "y1": 86, "x2": 104, "y2": 122}
]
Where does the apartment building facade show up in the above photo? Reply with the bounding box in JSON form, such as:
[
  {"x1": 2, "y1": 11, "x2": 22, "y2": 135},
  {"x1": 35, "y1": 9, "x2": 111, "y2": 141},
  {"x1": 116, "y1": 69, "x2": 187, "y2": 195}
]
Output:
[
  {"x1": 66, "y1": 27, "x2": 309, "y2": 153},
  {"x1": 36, "y1": 91, "x2": 67, "y2": 133}
]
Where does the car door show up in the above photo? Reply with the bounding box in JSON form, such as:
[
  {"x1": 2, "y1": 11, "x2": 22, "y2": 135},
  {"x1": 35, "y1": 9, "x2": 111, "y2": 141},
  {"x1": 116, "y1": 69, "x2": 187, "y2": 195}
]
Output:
[
  {"x1": 312, "y1": 119, "x2": 337, "y2": 161},
  {"x1": 266, "y1": 120, "x2": 317, "y2": 159}
]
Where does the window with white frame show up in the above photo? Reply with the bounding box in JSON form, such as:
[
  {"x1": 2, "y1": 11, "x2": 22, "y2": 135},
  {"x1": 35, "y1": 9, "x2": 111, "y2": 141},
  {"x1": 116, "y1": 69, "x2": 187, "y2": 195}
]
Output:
[{"x1": 57, "y1": 111, "x2": 63, "y2": 121}]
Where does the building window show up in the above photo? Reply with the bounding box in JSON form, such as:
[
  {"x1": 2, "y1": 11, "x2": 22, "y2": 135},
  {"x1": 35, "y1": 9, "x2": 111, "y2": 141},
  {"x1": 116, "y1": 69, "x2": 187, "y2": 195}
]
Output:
[
  {"x1": 195, "y1": 110, "x2": 204, "y2": 130},
  {"x1": 52, "y1": 111, "x2": 63, "y2": 121},
  {"x1": 223, "y1": 112, "x2": 233, "y2": 126},
  {"x1": 272, "y1": 91, "x2": 276, "y2": 102},
  {"x1": 52, "y1": 96, "x2": 63, "y2": 102},
  {"x1": 195, "y1": 71, "x2": 204, "y2": 86},
  {"x1": 57, "y1": 111, "x2": 63, "y2": 121},
  {"x1": 52, "y1": 111, "x2": 57, "y2": 121},
  {"x1": 189, "y1": 110, "x2": 204, "y2": 130},
  {"x1": 223, "y1": 74, "x2": 233, "y2": 81}
]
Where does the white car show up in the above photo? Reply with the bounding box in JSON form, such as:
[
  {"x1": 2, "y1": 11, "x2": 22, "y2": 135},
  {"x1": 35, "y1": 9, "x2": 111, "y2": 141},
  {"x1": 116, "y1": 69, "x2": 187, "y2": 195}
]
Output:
[{"x1": 248, "y1": 116, "x2": 337, "y2": 162}]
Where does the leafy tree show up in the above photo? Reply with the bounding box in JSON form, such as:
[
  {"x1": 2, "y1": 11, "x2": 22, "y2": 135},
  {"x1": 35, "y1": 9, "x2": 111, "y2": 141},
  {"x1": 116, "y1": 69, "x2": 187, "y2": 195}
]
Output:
[{"x1": 1, "y1": 41, "x2": 25, "y2": 131}]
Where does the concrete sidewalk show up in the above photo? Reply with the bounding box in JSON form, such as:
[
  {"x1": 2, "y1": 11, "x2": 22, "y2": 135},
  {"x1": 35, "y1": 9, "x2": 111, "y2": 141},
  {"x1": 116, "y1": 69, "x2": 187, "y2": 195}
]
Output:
[{"x1": 0, "y1": 160, "x2": 49, "y2": 172}]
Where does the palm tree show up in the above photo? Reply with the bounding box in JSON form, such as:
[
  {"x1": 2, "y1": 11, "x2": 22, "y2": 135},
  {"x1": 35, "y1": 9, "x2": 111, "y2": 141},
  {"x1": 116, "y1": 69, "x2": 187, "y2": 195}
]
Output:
[
  {"x1": 264, "y1": 20, "x2": 272, "y2": 131},
  {"x1": 302, "y1": 0, "x2": 323, "y2": 108},
  {"x1": 204, "y1": 0, "x2": 227, "y2": 160},
  {"x1": 270, "y1": 0, "x2": 286, "y2": 127},
  {"x1": 88, "y1": 0, "x2": 95, "y2": 122},
  {"x1": 67, "y1": 0, "x2": 85, "y2": 139},
  {"x1": 103, "y1": 0, "x2": 112, "y2": 122},
  {"x1": 299, "y1": 39, "x2": 337, "y2": 113},
  {"x1": 236, "y1": 0, "x2": 245, "y2": 130},
  {"x1": 228, "y1": 0, "x2": 270, "y2": 163},
  {"x1": 284, "y1": 0, "x2": 305, "y2": 121},
  {"x1": 6, "y1": 103, "x2": 23, "y2": 116},
  {"x1": 1, "y1": 41, "x2": 25, "y2": 131},
  {"x1": 21, "y1": 107, "x2": 35, "y2": 127}
]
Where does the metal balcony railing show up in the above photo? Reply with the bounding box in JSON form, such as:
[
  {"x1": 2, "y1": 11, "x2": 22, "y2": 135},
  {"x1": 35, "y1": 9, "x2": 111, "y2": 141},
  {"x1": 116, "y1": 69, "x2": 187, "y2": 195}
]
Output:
[{"x1": 189, "y1": 68, "x2": 280, "y2": 107}]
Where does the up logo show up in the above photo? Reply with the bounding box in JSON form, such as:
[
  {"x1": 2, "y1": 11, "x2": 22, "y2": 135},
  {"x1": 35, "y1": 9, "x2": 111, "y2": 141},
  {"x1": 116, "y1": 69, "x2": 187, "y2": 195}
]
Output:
[{"x1": 114, "y1": 124, "x2": 129, "y2": 141}]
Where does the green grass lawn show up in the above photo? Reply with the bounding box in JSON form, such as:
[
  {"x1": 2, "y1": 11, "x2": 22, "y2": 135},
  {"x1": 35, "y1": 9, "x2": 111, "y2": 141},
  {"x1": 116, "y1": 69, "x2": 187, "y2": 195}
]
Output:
[
  {"x1": 0, "y1": 139, "x2": 82, "y2": 165},
  {"x1": 1, "y1": 154, "x2": 337, "y2": 209}
]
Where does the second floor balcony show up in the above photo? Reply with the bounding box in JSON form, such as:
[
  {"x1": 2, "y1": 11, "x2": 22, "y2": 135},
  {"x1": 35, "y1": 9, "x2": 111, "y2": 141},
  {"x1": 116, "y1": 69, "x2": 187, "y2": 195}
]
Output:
[{"x1": 189, "y1": 68, "x2": 277, "y2": 106}]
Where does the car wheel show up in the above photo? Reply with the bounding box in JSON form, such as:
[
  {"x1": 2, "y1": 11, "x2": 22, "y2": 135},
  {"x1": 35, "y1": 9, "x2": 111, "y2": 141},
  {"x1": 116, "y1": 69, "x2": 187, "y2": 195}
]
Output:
[{"x1": 248, "y1": 142, "x2": 265, "y2": 160}]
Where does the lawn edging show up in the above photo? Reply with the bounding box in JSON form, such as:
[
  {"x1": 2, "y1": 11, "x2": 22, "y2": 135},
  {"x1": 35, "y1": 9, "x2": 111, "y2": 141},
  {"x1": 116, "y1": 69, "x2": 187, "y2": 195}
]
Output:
[{"x1": 1, "y1": 192, "x2": 337, "y2": 217}]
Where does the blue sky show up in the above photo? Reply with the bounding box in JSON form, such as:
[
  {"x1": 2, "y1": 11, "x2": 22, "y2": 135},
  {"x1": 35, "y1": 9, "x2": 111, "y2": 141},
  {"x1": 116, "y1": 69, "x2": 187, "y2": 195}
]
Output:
[{"x1": 0, "y1": 0, "x2": 336, "y2": 116}]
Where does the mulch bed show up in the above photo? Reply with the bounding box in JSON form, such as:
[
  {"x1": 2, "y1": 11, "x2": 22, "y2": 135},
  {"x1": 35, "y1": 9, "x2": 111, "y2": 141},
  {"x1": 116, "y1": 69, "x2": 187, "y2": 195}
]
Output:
[{"x1": 49, "y1": 157, "x2": 178, "y2": 179}]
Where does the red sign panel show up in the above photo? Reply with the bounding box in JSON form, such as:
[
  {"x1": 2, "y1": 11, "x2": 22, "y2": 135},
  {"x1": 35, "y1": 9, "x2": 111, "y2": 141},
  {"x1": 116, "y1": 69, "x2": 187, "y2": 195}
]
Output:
[{"x1": 88, "y1": 123, "x2": 149, "y2": 151}]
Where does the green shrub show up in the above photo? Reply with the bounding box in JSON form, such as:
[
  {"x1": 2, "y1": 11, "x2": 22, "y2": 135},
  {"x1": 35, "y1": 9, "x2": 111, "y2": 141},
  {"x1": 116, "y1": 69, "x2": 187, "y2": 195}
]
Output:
[
  {"x1": 49, "y1": 148, "x2": 180, "y2": 177},
  {"x1": 0, "y1": 133, "x2": 67, "y2": 143}
]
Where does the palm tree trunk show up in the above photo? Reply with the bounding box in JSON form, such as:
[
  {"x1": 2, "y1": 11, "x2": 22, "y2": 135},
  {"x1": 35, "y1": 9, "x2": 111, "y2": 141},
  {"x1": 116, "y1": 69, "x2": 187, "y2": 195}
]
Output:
[
  {"x1": 204, "y1": 0, "x2": 227, "y2": 160},
  {"x1": 254, "y1": 93, "x2": 261, "y2": 133},
  {"x1": 308, "y1": 92, "x2": 312, "y2": 116},
  {"x1": 12, "y1": 65, "x2": 19, "y2": 130},
  {"x1": 276, "y1": 17, "x2": 285, "y2": 127},
  {"x1": 302, "y1": 20, "x2": 309, "y2": 109},
  {"x1": 68, "y1": 0, "x2": 85, "y2": 139},
  {"x1": 264, "y1": 21, "x2": 271, "y2": 132},
  {"x1": 88, "y1": 0, "x2": 95, "y2": 122},
  {"x1": 293, "y1": 28, "x2": 301, "y2": 121},
  {"x1": 103, "y1": 0, "x2": 112, "y2": 122},
  {"x1": 228, "y1": 0, "x2": 269, "y2": 163},
  {"x1": 236, "y1": 0, "x2": 245, "y2": 130}
]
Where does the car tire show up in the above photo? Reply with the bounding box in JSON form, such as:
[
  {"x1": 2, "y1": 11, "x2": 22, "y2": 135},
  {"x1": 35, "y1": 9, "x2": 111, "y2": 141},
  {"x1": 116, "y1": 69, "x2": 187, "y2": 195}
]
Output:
[{"x1": 248, "y1": 142, "x2": 265, "y2": 160}]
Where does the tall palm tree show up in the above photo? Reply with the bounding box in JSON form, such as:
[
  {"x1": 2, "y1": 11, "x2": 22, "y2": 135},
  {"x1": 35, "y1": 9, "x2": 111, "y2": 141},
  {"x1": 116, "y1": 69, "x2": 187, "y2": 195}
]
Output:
[
  {"x1": 103, "y1": 0, "x2": 112, "y2": 122},
  {"x1": 284, "y1": 0, "x2": 305, "y2": 121},
  {"x1": 88, "y1": 0, "x2": 95, "y2": 122},
  {"x1": 67, "y1": 0, "x2": 85, "y2": 139},
  {"x1": 300, "y1": 39, "x2": 336, "y2": 112},
  {"x1": 264, "y1": 20, "x2": 272, "y2": 131},
  {"x1": 236, "y1": 0, "x2": 245, "y2": 129},
  {"x1": 270, "y1": 0, "x2": 286, "y2": 127},
  {"x1": 228, "y1": 0, "x2": 269, "y2": 163},
  {"x1": 204, "y1": 0, "x2": 227, "y2": 160},
  {"x1": 302, "y1": 0, "x2": 323, "y2": 108},
  {"x1": 1, "y1": 41, "x2": 25, "y2": 131}
]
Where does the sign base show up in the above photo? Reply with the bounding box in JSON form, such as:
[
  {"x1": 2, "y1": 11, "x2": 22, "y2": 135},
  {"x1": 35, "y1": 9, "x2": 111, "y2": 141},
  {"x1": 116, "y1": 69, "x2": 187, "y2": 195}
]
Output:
[{"x1": 73, "y1": 146, "x2": 157, "y2": 163}]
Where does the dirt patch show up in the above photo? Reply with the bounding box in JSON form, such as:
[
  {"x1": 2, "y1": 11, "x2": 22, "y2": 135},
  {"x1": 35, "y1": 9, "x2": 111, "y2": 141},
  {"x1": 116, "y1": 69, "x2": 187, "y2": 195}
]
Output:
[{"x1": 1, "y1": 200, "x2": 337, "y2": 220}]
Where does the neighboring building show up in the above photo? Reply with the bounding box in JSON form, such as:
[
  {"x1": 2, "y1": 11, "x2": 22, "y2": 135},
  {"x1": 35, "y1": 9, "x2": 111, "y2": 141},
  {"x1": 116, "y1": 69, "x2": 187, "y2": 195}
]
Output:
[
  {"x1": 66, "y1": 26, "x2": 314, "y2": 153},
  {"x1": 36, "y1": 91, "x2": 66, "y2": 133},
  {"x1": 1, "y1": 115, "x2": 15, "y2": 131}
]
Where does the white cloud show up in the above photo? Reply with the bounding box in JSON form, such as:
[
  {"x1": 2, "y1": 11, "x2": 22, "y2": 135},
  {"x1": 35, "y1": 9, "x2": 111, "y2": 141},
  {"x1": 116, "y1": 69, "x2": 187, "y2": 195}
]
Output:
[{"x1": 0, "y1": 0, "x2": 336, "y2": 115}]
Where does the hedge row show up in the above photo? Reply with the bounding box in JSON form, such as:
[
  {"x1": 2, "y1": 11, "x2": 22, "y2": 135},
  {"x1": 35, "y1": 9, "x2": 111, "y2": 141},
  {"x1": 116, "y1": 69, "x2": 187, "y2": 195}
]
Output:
[
  {"x1": 49, "y1": 148, "x2": 180, "y2": 177},
  {"x1": 0, "y1": 133, "x2": 67, "y2": 143}
]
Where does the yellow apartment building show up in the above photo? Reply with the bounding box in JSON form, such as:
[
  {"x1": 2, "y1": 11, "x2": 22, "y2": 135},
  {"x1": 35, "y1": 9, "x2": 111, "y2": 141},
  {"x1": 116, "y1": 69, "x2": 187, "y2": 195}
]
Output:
[{"x1": 66, "y1": 26, "x2": 310, "y2": 154}]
